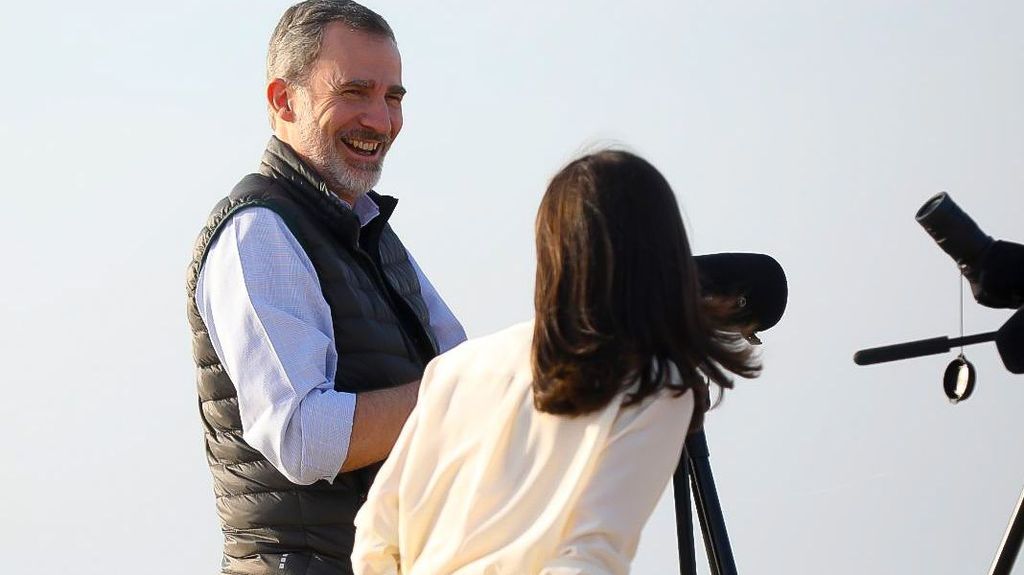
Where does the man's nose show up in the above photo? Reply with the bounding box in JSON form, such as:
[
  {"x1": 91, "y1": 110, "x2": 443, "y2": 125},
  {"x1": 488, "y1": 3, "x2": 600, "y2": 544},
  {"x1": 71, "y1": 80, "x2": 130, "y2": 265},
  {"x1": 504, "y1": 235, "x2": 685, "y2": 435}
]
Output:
[{"x1": 359, "y1": 98, "x2": 392, "y2": 135}]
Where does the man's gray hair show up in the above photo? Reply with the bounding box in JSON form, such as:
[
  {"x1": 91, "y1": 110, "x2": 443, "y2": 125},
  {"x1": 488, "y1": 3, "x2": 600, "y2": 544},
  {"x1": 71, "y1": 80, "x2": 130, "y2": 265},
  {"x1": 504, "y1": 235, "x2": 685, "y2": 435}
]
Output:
[{"x1": 267, "y1": 0, "x2": 395, "y2": 85}]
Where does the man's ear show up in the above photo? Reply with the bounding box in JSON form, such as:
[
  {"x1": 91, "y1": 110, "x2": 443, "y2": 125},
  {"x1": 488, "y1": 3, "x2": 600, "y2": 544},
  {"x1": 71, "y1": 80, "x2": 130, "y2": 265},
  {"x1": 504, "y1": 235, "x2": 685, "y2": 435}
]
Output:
[{"x1": 267, "y1": 78, "x2": 296, "y2": 123}]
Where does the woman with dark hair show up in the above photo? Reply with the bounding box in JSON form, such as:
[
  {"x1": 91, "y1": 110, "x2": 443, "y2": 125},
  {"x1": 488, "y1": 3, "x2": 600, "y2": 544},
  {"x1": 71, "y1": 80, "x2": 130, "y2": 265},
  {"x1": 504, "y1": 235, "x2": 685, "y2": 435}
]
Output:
[{"x1": 352, "y1": 150, "x2": 760, "y2": 575}]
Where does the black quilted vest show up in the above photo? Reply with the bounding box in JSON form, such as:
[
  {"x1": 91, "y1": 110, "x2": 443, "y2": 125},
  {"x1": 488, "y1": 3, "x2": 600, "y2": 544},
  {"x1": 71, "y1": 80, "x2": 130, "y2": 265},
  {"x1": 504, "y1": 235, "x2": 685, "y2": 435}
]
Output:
[{"x1": 185, "y1": 137, "x2": 437, "y2": 574}]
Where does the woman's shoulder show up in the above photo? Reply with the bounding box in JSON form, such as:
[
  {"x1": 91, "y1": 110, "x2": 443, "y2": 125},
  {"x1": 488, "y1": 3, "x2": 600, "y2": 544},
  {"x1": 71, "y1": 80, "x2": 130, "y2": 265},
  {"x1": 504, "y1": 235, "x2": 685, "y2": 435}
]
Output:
[
  {"x1": 609, "y1": 364, "x2": 696, "y2": 436},
  {"x1": 438, "y1": 319, "x2": 533, "y2": 364},
  {"x1": 420, "y1": 319, "x2": 535, "y2": 393}
]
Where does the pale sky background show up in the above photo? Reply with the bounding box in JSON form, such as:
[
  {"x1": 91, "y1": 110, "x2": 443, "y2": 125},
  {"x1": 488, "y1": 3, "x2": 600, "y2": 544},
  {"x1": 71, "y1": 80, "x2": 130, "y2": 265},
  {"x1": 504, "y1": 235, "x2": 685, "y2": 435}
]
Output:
[{"x1": 2, "y1": 1, "x2": 1023, "y2": 573}]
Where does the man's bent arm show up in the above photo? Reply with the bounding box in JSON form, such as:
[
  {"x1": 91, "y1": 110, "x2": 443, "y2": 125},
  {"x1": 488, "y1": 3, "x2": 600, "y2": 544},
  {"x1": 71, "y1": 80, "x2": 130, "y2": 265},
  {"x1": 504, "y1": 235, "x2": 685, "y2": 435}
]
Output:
[
  {"x1": 341, "y1": 380, "x2": 419, "y2": 472},
  {"x1": 199, "y1": 204, "x2": 466, "y2": 480},
  {"x1": 339, "y1": 248, "x2": 467, "y2": 472},
  {"x1": 197, "y1": 207, "x2": 356, "y2": 485}
]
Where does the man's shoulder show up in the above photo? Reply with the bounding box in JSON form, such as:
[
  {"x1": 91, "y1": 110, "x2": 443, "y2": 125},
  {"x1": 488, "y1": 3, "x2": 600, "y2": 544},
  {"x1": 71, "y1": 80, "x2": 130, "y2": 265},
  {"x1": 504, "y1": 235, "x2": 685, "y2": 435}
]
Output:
[
  {"x1": 214, "y1": 173, "x2": 285, "y2": 212},
  {"x1": 190, "y1": 174, "x2": 300, "y2": 272},
  {"x1": 199, "y1": 174, "x2": 276, "y2": 225},
  {"x1": 199, "y1": 174, "x2": 298, "y2": 239}
]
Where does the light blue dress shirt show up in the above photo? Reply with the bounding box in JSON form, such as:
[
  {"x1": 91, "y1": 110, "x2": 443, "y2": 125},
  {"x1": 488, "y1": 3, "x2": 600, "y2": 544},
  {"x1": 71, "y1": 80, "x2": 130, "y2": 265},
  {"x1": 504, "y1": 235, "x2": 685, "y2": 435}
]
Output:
[{"x1": 195, "y1": 194, "x2": 466, "y2": 485}]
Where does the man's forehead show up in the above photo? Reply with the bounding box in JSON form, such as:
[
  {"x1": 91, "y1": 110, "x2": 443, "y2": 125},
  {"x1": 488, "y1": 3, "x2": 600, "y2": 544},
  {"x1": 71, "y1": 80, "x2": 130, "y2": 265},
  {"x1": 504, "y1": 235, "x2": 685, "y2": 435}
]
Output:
[
  {"x1": 318, "y1": 23, "x2": 400, "y2": 61},
  {"x1": 311, "y1": 26, "x2": 401, "y2": 81}
]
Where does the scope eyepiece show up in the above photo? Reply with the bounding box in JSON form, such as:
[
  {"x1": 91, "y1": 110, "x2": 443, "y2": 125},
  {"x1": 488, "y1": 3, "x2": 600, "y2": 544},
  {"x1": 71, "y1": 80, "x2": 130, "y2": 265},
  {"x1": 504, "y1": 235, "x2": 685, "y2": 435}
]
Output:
[{"x1": 915, "y1": 192, "x2": 994, "y2": 277}]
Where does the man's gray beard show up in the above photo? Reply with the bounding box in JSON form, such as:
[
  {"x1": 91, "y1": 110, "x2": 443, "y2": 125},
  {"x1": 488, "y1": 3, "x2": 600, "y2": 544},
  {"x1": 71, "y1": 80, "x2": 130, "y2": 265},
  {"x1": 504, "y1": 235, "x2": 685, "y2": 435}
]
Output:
[
  {"x1": 320, "y1": 149, "x2": 383, "y2": 202},
  {"x1": 297, "y1": 120, "x2": 384, "y2": 202}
]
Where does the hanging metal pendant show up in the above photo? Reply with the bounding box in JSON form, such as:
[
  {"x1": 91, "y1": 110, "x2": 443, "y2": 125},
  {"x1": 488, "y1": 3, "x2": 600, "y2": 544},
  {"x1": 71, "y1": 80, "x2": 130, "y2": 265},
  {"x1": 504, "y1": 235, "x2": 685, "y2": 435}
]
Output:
[
  {"x1": 942, "y1": 272, "x2": 977, "y2": 404},
  {"x1": 943, "y1": 353, "x2": 976, "y2": 403}
]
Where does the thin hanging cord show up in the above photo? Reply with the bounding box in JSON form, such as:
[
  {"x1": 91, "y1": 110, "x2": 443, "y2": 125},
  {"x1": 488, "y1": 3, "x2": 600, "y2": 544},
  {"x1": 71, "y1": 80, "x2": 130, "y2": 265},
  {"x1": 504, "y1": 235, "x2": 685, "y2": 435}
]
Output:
[{"x1": 959, "y1": 271, "x2": 965, "y2": 355}]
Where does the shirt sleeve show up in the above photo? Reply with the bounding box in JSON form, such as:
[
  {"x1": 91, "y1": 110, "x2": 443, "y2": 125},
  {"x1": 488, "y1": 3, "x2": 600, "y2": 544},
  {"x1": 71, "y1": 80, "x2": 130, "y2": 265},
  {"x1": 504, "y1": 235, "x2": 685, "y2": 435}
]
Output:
[
  {"x1": 539, "y1": 389, "x2": 695, "y2": 575},
  {"x1": 195, "y1": 207, "x2": 355, "y2": 485},
  {"x1": 406, "y1": 252, "x2": 467, "y2": 353}
]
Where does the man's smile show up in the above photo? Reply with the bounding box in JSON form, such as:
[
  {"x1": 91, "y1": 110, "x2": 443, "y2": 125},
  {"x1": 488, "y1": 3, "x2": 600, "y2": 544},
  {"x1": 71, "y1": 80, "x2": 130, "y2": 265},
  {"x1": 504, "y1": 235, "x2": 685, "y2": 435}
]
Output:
[{"x1": 340, "y1": 136, "x2": 385, "y2": 158}]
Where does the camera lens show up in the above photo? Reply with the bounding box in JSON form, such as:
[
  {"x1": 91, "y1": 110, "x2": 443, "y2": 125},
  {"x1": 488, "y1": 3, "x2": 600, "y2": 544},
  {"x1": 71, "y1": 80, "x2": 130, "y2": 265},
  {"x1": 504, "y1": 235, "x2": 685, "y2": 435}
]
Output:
[
  {"x1": 916, "y1": 192, "x2": 993, "y2": 275},
  {"x1": 915, "y1": 193, "x2": 946, "y2": 220}
]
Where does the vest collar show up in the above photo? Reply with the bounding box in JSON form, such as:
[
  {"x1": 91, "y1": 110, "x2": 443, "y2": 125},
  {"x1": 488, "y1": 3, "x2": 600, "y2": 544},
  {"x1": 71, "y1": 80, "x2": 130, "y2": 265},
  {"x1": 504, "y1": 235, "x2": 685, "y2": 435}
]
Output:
[{"x1": 259, "y1": 136, "x2": 399, "y2": 247}]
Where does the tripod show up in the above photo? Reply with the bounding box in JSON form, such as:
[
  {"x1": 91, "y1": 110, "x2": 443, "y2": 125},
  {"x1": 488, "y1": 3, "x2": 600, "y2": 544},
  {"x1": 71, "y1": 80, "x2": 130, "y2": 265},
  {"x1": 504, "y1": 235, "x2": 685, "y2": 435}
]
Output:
[
  {"x1": 673, "y1": 430, "x2": 738, "y2": 575},
  {"x1": 671, "y1": 432, "x2": 1024, "y2": 575},
  {"x1": 989, "y1": 483, "x2": 1024, "y2": 575}
]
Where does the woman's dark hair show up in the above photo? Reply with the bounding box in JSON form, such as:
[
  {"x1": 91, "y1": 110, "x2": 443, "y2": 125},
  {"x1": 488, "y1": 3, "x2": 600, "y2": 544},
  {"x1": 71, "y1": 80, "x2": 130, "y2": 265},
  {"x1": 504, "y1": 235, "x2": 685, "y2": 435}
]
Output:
[{"x1": 531, "y1": 150, "x2": 760, "y2": 429}]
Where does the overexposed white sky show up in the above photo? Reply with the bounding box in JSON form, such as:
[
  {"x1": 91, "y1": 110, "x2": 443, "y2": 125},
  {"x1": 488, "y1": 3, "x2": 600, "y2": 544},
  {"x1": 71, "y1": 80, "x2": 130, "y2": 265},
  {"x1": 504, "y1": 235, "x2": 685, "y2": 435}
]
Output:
[{"x1": 3, "y1": 1, "x2": 1024, "y2": 573}]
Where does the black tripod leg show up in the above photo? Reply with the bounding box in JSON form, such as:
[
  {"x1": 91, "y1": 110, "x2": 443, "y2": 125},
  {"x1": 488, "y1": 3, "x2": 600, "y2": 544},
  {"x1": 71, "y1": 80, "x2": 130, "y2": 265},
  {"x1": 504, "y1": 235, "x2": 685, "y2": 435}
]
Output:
[
  {"x1": 687, "y1": 430, "x2": 738, "y2": 575},
  {"x1": 989, "y1": 483, "x2": 1024, "y2": 575},
  {"x1": 674, "y1": 454, "x2": 697, "y2": 575}
]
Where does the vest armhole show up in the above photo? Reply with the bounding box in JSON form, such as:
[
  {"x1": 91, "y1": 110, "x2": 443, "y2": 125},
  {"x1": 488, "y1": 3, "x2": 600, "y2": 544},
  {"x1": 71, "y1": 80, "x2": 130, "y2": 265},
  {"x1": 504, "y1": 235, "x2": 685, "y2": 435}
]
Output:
[{"x1": 193, "y1": 174, "x2": 299, "y2": 279}]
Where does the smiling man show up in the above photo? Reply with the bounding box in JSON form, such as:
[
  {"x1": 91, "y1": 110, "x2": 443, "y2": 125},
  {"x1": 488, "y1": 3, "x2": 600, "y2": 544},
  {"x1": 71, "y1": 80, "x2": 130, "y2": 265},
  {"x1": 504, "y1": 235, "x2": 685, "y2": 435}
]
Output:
[{"x1": 185, "y1": 2, "x2": 466, "y2": 574}]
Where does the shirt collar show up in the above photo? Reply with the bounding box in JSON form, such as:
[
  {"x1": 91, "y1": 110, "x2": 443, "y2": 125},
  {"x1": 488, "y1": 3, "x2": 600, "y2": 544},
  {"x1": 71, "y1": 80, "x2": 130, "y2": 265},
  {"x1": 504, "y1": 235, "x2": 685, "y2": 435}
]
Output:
[{"x1": 333, "y1": 193, "x2": 380, "y2": 228}]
